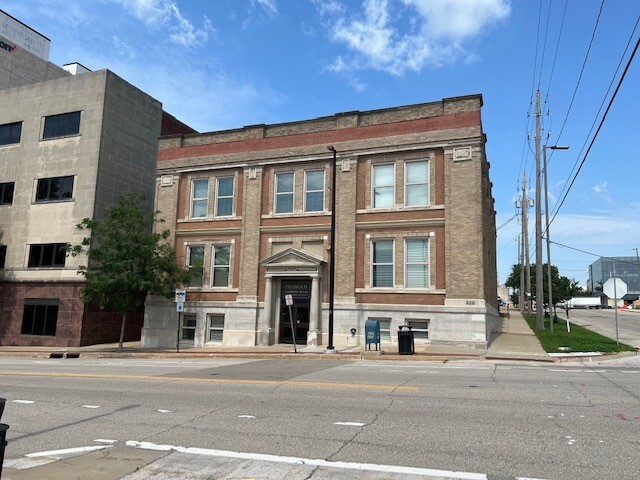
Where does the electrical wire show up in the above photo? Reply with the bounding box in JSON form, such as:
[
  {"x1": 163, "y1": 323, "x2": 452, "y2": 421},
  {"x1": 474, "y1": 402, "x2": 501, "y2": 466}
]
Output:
[
  {"x1": 544, "y1": 0, "x2": 569, "y2": 101},
  {"x1": 549, "y1": 33, "x2": 640, "y2": 226},
  {"x1": 550, "y1": 240, "x2": 640, "y2": 267}
]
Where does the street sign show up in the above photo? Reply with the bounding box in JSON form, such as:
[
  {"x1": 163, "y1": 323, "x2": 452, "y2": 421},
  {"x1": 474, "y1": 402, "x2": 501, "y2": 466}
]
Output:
[
  {"x1": 603, "y1": 278, "x2": 627, "y2": 299},
  {"x1": 175, "y1": 289, "x2": 186, "y2": 303},
  {"x1": 176, "y1": 302, "x2": 184, "y2": 312},
  {"x1": 285, "y1": 294, "x2": 293, "y2": 306}
]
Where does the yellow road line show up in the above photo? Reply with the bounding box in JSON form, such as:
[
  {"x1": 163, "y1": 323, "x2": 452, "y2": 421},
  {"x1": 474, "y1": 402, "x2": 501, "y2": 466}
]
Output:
[{"x1": 0, "y1": 370, "x2": 418, "y2": 392}]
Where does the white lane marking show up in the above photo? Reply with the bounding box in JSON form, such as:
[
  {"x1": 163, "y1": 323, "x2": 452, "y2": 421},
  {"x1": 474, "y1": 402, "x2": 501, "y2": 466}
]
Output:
[
  {"x1": 126, "y1": 440, "x2": 489, "y2": 479},
  {"x1": 26, "y1": 445, "x2": 111, "y2": 457},
  {"x1": 238, "y1": 415, "x2": 255, "y2": 419},
  {"x1": 94, "y1": 439, "x2": 118, "y2": 444},
  {"x1": 81, "y1": 405, "x2": 101, "y2": 409},
  {"x1": 157, "y1": 409, "x2": 173, "y2": 413},
  {"x1": 334, "y1": 422, "x2": 366, "y2": 427},
  {"x1": 12, "y1": 400, "x2": 34, "y2": 404}
]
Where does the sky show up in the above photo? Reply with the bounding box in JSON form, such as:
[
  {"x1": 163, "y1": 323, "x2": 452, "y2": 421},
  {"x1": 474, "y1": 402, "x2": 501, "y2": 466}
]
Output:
[{"x1": 3, "y1": 0, "x2": 639, "y2": 288}]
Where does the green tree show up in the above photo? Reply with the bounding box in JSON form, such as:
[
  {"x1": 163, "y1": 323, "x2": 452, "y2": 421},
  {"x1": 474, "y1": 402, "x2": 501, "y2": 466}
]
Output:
[
  {"x1": 505, "y1": 263, "x2": 580, "y2": 310},
  {"x1": 69, "y1": 194, "x2": 191, "y2": 351}
]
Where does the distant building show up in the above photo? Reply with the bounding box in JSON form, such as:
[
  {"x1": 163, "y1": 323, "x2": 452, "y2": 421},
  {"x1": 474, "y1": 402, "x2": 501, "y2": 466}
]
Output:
[
  {"x1": 142, "y1": 94, "x2": 499, "y2": 350},
  {"x1": 0, "y1": 10, "x2": 194, "y2": 347},
  {"x1": 588, "y1": 257, "x2": 640, "y2": 302}
]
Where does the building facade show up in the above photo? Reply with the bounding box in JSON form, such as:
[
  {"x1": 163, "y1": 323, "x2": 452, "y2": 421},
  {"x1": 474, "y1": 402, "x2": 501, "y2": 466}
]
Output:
[
  {"x1": 143, "y1": 95, "x2": 499, "y2": 349},
  {"x1": 0, "y1": 11, "x2": 193, "y2": 347},
  {"x1": 588, "y1": 256, "x2": 640, "y2": 302}
]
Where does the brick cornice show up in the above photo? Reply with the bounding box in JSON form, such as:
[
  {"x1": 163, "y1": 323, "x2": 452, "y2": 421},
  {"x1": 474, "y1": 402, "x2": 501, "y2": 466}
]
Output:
[{"x1": 159, "y1": 111, "x2": 481, "y2": 162}]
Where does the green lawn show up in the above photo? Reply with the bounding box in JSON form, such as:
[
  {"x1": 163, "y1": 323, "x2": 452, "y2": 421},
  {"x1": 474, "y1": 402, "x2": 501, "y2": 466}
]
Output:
[{"x1": 524, "y1": 314, "x2": 636, "y2": 353}]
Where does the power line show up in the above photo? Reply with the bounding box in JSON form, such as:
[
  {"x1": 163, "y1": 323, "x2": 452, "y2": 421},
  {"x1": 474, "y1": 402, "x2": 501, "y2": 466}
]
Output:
[
  {"x1": 536, "y1": 0, "x2": 554, "y2": 90},
  {"x1": 550, "y1": 32, "x2": 640, "y2": 225},
  {"x1": 497, "y1": 213, "x2": 518, "y2": 231},
  {"x1": 550, "y1": 240, "x2": 640, "y2": 267},
  {"x1": 544, "y1": 0, "x2": 569, "y2": 101},
  {"x1": 553, "y1": 0, "x2": 606, "y2": 147}
]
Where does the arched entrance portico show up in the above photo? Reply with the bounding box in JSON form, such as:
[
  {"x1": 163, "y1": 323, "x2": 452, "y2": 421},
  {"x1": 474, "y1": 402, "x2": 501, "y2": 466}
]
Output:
[{"x1": 259, "y1": 248, "x2": 325, "y2": 346}]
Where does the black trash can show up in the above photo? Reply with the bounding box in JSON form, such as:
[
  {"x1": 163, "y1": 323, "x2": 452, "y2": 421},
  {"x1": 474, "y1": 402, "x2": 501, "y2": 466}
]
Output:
[
  {"x1": 0, "y1": 397, "x2": 5, "y2": 420},
  {"x1": 0, "y1": 423, "x2": 8, "y2": 478},
  {"x1": 398, "y1": 325, "x2": 415, "y2": 355}
]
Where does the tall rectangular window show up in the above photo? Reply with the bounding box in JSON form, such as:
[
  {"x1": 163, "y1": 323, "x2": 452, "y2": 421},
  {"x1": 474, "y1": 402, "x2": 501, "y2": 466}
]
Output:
[
  {"x1": 43, "y1": 111, "x2": 81, "y2": 139},
  {"x1": 28, "y1": 243, "x2": 67, "y2": 268},
  {"x1": 405, "y1": 239, "x2": 429, "y2": 288},
  {"x1": 187, "y1": 245, "x2": 205, "y2": 287},
  {"x1": 191, "y1": 179, "x2": 208, "y2": 218},
  {"x1": 275, "y1": 172, "x2": 294, "y2": 213},
  {"x1": 21, "y1": 300, "x2": 58, "y2": 336},
  {"x1": 215, "y1": 176, "x2": 234, "y2": 217},
  {"x1": 372, "y1": 164, "x2": 394, "y2": 208},
  {"x1": 212, "y1": 245, "x2": 230, "y2": 287},
  {"x1": 181, "y1": 314, "x2": 197, "y2": 341},
  {"x1": 372, "y1": 240, "x2": 394, "y2": 287},
  {"x1": 405, "y1": 160, "x2": 429, "y2": 206},
  {"x1": 0, "y1": 121, "x2": 22, "y2": 146},
  {"x1": 35, "y1": 176, "x2": 74, "y2": 202},
  {"x1": 0, "y1": 182, "x2": 14, "y2": 205},
  {"x1": 208, "y1": 314, "x2": 225, "y2": 343},
  {"x1": 304, "y1": 170, "x2": 324, "y2": 212}
]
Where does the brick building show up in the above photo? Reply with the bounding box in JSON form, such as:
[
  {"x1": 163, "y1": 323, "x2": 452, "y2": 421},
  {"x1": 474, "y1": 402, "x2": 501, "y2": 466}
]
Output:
[
  {"x1": 143, "y1": 94, "x2": 499, "y2": 349},
  {"x1": 0, "y1": 10, "x2": 193, "y2": 347}
]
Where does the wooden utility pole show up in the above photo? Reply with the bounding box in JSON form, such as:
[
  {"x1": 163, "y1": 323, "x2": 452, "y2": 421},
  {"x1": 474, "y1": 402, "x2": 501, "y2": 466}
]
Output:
[{"x1": 534, "y1": 90, "x2": 545, "y2": 329}]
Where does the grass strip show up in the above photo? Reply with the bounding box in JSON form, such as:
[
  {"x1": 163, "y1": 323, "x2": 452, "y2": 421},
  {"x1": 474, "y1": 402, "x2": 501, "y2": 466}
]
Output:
[{"x1": 523, "y1": 314, "x2": 636, "y2": 353}]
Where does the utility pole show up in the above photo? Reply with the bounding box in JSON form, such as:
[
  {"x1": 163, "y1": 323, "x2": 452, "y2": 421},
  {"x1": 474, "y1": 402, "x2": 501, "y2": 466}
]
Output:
[
  {"x1": 519, "y1": 233, "x2": 525, "y2": 313},
  {"x1": 534, "y1": 90, "x2": 545, "y2": 330},
  {"x1": 521, "y1": 171, "x2": 532, "y2": 316}
]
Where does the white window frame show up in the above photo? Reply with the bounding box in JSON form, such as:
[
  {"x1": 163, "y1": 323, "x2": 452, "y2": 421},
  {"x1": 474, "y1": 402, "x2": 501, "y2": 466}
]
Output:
[
  {"x1": 208, "y1": 314, "x2": 225, "y2": 343},
  {"x1": 405, "y1": 238, "x2": 430, "y2": 288},
  {"x1": 404, "y1": 160, "x2": 429, "y2": 207},
  {"x1": 190, "y1": 178, "x2": 209, "y2": 218},
  {"x1": 215, "y1": 176, "x2": 234, "y2": 217},
  {"x1": 372, "y1": 163, "x2": 395, "y2": 209},
  {"x1": 211, "y1": 244, "x2": 231, "y2": 288},
  {"x1": 303, "y1": 170, "x2": 325, "y2": 212},
  {"x1": 181, "y1": 313, "x2": 197, "y2": 341},
  {"x1": 274, "y1": 172, "x2": 295, "y2": 214},
  {"x1": 406, "y1": 319, "x2": 429, "y2": 340},
  {"x1": 371, "y1": 239, "x2": 395, "y2": 288}
]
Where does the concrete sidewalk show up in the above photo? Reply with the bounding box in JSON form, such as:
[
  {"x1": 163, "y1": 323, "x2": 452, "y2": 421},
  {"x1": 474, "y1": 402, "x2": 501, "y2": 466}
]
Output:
[{"x1": 0, "y1": 312, "x2": 551, "y2": 362}]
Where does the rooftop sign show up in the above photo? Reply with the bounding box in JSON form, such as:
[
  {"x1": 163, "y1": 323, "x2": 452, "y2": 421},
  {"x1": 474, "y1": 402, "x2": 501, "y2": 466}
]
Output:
[{"x1": 0, "y1": 10, "x2": 50, "y2": 60}]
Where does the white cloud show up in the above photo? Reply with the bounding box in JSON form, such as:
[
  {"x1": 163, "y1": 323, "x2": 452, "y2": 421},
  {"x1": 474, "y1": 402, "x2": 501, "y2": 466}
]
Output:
[
  {"x1": 252, "y1": 0, "x2": 278, "y2": 16},
  {"x1": 114, "y1": 0, "x2": 215, "y2": 47},
  {"x1": 317, "y1": 0, "x2": 510, "y2": 75},
  {"x1": 591, "y1": 182, "x2": 613, "y2": 205}
]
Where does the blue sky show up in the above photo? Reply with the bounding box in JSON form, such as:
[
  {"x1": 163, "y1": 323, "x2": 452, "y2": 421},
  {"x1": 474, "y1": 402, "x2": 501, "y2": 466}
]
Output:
[{"x1": 4, "y1": 0, "x2": 639, "y2": 287}]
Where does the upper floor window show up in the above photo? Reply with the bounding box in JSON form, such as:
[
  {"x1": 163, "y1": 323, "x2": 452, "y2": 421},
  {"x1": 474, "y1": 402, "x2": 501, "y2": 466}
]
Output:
[
  {"x1": 275, "y1": 172, "x2": 294, "y2": 214},
  {"x1": 191, "y1": 179, "x2": 208, "y2": 218},
  {"x1": 28, "y1": 243, "x2": 67, "y2": 268},
  {"x1": 187, "y1": 245, "x2": 205, "y2": 287},
  {"x1": 0, "y1": 182, "x2": 15, "y2": 205},
  {"x1": 215, "y1": 177, "x2": 234, "y2": 217},
  {"x1": 372, "y1": 239, "x2": 394, "y2": 287},
  {"x1": 372, "y1": 164, "x2": 394, "y2": 208},
  {"x1": 304, "y1": 170, "x2": 324, "y2": 212},
  {"x1": 405, "y1": 160, "x2": 429, "y2": 206},
  {"x1": 0, "y1": 121, "x2": 22, "y2": 146},
  {"x1": 212, "y1": 244, "x2": 231, "y2": 287},
  {"x1": 36, "y1": 176, "x2": 74, "y2": 202},
  {"x1": 405, "y1": 239, "x2": 429, "y2": 288},
  {"x1": 43, "y1": 111, "x2": 81, "y2": 139}
]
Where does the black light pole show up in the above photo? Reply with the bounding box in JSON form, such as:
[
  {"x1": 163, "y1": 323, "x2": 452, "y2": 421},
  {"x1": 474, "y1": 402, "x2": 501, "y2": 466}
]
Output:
[{"x1": 326, "y1": 146, "x2": 337, "y2": 352}]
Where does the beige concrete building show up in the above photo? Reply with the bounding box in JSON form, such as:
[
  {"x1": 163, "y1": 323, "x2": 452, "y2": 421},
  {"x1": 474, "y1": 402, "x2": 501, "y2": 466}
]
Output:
[
  {"x1": 143, "y1": 94, "x2": 499, "y2": 349},
  {"x1": 0, "y1": 10, "x2": 193, "y2": 347}
]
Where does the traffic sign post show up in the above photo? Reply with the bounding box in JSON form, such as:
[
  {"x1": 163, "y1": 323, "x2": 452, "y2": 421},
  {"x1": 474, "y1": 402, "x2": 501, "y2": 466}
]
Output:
[
  {"x1": 285, "y1": 294, "x2": 297, "y2": 353},
  {"x1": 603, "y1": 277, "x2": 627, "y2": 346}
]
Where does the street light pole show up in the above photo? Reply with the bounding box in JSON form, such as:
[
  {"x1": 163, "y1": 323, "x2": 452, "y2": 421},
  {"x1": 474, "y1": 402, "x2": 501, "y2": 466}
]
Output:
[
  {"x1": 326, "y1": 146, "x2": 337, "y2": 352},
  {"x1": 543, "y1": 145, "x2": 569, "y2": 334}
]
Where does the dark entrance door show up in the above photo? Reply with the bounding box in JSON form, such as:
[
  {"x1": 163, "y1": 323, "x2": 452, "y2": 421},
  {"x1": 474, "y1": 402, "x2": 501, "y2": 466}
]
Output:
[{"x1": 280, "y1": 279, "x2": 310, "y2": 344}]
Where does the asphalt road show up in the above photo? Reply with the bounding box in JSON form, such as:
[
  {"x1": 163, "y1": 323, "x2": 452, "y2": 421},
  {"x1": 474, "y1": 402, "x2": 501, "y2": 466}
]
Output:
[
  {"x1": 561, "y1": 308, "x2": 640, "y2": 348},
  {"x1": 1, "y1": 355, "x2": 640, "y2": 480}
]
